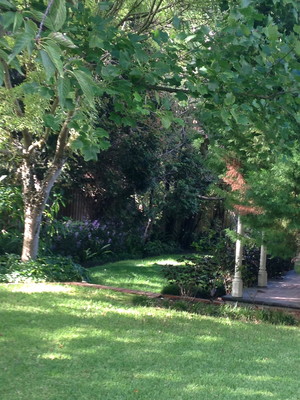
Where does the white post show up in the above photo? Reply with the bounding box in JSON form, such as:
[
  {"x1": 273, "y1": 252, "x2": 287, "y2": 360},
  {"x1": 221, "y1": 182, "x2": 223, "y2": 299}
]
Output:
[
  {"x1": 232, "y1": 215, "x2": 244, "y2": 298},
  {"x1": 258, "y1": 242, "x2": 268, "y2": 287}
]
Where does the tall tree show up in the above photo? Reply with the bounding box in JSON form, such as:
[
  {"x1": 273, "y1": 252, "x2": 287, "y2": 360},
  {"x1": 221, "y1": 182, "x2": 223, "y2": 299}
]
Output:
[{"x1": 0, "y1": 0, "x2": 189, "y2": 260}]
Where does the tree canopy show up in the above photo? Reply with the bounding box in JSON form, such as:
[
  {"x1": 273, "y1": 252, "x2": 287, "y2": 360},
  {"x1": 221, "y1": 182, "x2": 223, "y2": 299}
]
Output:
[{"x1": 1, "y1": 0, "x2": 300, "y2": 260}]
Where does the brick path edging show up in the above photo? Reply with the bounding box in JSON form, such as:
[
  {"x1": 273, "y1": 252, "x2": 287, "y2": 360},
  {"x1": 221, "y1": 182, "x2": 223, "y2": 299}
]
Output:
[
  {"x1": 65, "y1": 281, "x2": 224, "y2": 305},
  {"x1": 64, "y1": 281, "x2": 300, "y2": 319}
]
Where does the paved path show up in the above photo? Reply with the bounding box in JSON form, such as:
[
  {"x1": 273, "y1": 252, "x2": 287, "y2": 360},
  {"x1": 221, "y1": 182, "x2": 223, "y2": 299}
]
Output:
[{"x1": 224, "y1": 270, "x2": 300, "y2": 309}]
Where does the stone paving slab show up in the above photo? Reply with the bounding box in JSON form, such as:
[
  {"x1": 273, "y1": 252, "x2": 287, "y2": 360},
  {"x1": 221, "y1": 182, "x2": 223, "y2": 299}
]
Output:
[{"x1": 224, "y1": 270, "x2": 300, "y2": 309}]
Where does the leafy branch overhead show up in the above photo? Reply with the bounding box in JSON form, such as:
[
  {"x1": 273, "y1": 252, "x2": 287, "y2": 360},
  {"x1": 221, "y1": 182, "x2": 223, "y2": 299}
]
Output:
[{"x1": 1, "y1": 0, "x2": 300, "y2": 261}]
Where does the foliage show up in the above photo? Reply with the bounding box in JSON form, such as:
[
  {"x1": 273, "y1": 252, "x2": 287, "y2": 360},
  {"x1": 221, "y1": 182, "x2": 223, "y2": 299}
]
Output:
[
  {"x1": 142, "y1": 240, "x2": 180, "y2": 256},
  {"x1": 190, "y1": 0, "x2": 300, "y2": 252},
  {"x1": 43, "y1": 218, "x2": 144, "y2": 263},
  {"x1": 132, "y1": 296, "x2": 298, "y2": 326},
  {"x1": 161, "y1": 233, "x2": 293, "y2": 297},
  {"x1": 0, "y1": 179, "x2": 24, "y2": 255},
  {"x1": 1, "y1": 0, "x2": 208, "y2": 260},
  {"x1": 0, "y1": 182, "x2": 23, "y2": 228},
  {"x1": 0, "y1": 253, "x2": 89, "y2": 283},
  {"x1": 0, "y1": 230, "x2": 23, "y2": 256},
  {"x1": 161, "y1": 254, "x2": 229, "y2": 298}
]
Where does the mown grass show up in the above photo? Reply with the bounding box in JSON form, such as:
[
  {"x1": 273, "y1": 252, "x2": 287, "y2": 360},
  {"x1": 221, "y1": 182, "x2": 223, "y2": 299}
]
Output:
[
  {"x1": 1, "y1": 283, "x2": 300, "y2": 400},
  {"x1": 89, "y1": 254, "x2": 185, "y2": 292}
]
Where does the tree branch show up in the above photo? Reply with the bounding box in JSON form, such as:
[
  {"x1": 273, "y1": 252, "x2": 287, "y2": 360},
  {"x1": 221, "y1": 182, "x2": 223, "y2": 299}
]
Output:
[
  {"x1": 198, "y1": 195, "x2": 225, "y2": 201},
  {"x1": 117, "y1": 0, "x2": 144, "y2": 28},
  {"x1": 36, "y1": 0, "x2": 55, "y2": 40},
  {"x1": 147, "y1": 84, "x2": 189, "y2": 94}
]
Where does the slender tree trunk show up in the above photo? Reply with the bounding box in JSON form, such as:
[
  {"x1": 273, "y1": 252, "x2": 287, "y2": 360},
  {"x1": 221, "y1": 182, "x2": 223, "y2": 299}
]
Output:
[
  {"x1": 22, "y1": 201, "x2": 44, "y2": 261},
  {"x1": 21, "y1": 158, "x2": 64, "y2": 262}
]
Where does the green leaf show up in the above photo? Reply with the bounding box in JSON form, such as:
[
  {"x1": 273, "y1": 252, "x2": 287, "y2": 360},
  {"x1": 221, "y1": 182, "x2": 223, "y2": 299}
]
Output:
[
  {"x1": 224, "y1": 92, "x2": 236, "y2": 106},
  {"x1": 22, "y1": 82, "x2": 40, "y2": 94},
  {"x1": 172, "y1": 16, "x2": 181, "y2": 30},
  {"x1": 9, "y1": 56, "x2": 23, "y2": 75},
  {"x1": 221, "y1": 109, "x2": 231, "y2": 125},
  {"x1": 48, "y1": 32, "x2": 77, "y2": 48},
  {"x1": 70, "y1": 137, "x2": 84, "y2": 150},
  {"x1": 295, "y1": 41, "x2": 300, "y2": 56},
  {"x1": 240, "y1": 0, "x2": 252, "y2": 8},
  {"x1": 57, "y1": 75, "x2": 70, "y2": 107},
  {"x1": 161, "y1": 115, "x2": 172, "y2": 129},
  {"x1": 2, "y1": 11, "x2": 16, "y2": 29},
  {"x1": 82, "y1": 147, "x2": 99, "y2": 161},
  {"x1": 8, "y1": 32, "x2": 33, "y2": 63},
  {"x1": 49, "y1": 0, "x2": 66, "y2": 31},
  {"x1": 89, "y1": 34, "x2": 104, "y2": 49},
  {"x1": 13, "y1": 12, "x2": 23, "y2": 32},
  {"x1": 264, "y1": 25, "x2": 278, "y2": 41},
  {"x1": 0, "y1": 49, "x2": 8, "y2": 62},
  {"x1": 28, "y1": 10, "x2": 55, "y2": 31},
  {"x1": 98, "y1": 1, "x2": 112, "y2": 11},
  {"x1": 43, "y1": 43, "x2": 63, "y2": 76},
  {"x1": 152, "y1": 30, "x2": 169, "y2": 44},
  {"x1": 208, "y1": 81, "x2": 219, "y2": 91},
  {"x1": 101, "y1": 64, "x2": 121, "y2": 79},
  {"x1": 43, "y1": 114, "x2": 60, "y2": 131},
  {"x1": 0, "y1": 0, "x2": 15, "y2": 10},
  {"x1": 294, "y1": 25, "x2": 300, "y2": 34},
  {"x1": 72, "y1": 69, "x2": 95, "y2": 108},
  {"x1": 175, "y1": 91, "x2": 188, "y2": 101},
  {"x1": 24, "y1": 19, "x2": 37, "y2": 36},
  {"x1": 39, "y1": 49, "x2": 56, "y2": 80},
  {"x1": 0, "y1": 62, "x2": 3, "y2": 86},
  {"x1": 39, "y1": 87, "x2": 54, "y2": 99},
  {"x1": 94, "y1": 127, "x2": 109, "y2": 138},
  {"x1": 133, "y1": 92, "x2": 142, "y2": 102}
]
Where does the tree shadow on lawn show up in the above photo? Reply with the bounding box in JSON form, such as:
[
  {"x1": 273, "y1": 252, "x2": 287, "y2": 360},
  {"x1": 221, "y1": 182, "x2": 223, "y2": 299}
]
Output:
[{"x1": 0, "y1": 287, "x2": 299, "y2": 400}]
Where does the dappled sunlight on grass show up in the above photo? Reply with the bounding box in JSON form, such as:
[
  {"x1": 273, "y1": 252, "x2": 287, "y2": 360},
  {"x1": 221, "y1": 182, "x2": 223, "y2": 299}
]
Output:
[
  {"x1": 136, "y1": 256, "x2": 185, "y2": 267},
  {"x1": 1, "y1": 283, "x2": 300, "y2": 400},
  {"x1": 89, "y1": 254, "x2": 188, "y2": 293},
  {"x1": 5, "y1": 282, "x2": 74, "y2": 293},
  {"x1": 39, "y1": 353, "x2": 72, "y2": 360}
]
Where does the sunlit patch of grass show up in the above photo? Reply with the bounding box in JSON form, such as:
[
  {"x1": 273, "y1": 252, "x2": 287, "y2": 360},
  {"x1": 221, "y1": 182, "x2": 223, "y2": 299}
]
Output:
[
  {"x1": 6, "y1": 282, "x2": 74, "y2": 293},
  {"x1": 89, "y1": 254, "x2": 188, "y2": 292},
  {"x1": 1, "y1": 283, "x2": 300, "y2": 400}
]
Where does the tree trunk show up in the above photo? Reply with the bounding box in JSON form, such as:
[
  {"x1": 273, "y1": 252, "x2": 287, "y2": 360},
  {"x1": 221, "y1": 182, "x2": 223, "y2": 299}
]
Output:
[
  {"x1": 21, "y1": 202, "x2": 44, "y2": 261},
  {"x1": 21, "y1": 159, "x2": 64, "y2": 262}
]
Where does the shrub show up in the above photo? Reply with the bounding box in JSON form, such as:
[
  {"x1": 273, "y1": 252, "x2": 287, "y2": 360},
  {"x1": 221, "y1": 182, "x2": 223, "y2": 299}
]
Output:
[
  {"x1": 131, "y1": 296, "x2": 298, "y2": 326},
  {"x1": 0, "y1": 254, "x2": 89, "y2": 283},
  {"x1": 192, "y1": 232, "x2": 293, "y2": 289},
  {"x1": 161, "y1": 255, "x2": 229, "y2": 299},
  {"x1": 42, "y1": 218, "x2": 145, "y2": 263},
  {"x1": 143, "y1": 240, "x2": 180, "y2": 257},
  {"x1": 161, "y1": 283, "x2": 181, "y2": 296},
  {"x1": 0, "y1": 230, "x2": 23, "y2": 256}
]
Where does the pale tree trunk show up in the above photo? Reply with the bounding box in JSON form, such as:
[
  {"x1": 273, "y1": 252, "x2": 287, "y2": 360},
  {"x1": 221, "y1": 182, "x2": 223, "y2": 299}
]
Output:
[
  {"x1": 21, "y1": 157, "x2": 64, "y2": 262},
  {"x1": 22, "y1": 202, "x2": 44, "y2": 261}
]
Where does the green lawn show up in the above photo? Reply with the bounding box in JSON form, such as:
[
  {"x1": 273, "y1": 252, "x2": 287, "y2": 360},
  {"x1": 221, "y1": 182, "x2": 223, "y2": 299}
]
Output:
[
  {"x1": 89, "y1": 254, "x2": 185, "y2": 292},
  {"x1": 1, "y1": 283, "x2": 300, "y2": 400}
]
